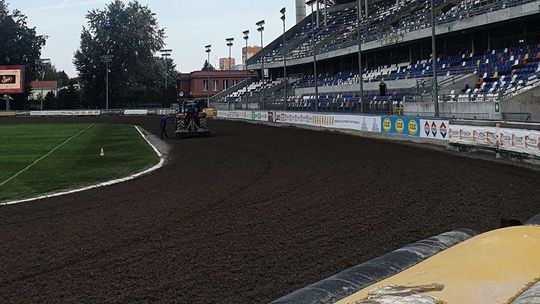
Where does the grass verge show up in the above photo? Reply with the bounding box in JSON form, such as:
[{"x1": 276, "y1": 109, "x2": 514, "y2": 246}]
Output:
[{"x1": 0, "y1": 123, "x2": 159, "y2": 202}]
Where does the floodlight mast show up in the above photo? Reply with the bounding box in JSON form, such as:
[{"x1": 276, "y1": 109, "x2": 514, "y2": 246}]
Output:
[
  {"x1": 226, "y1": 38, "x2": 234, "y2": 110},
  {"x1": 160, "y1": 49, "x2": 172, "y2": 102},
  {"x1": 205, "y1": 45, "x2": 212, "y2": 107},
  {"x1": 306, "y1": 0, "x2": 319, "y2": 111},
  {"x1": 281, "y1": 7, "x2": 288, "y2": 111},
  {"x1": 257, "y1": 20, "x2": 265, "y2": 109},
  {"x1": 243, "y1": 31, "x2": 250, "y2": 109},
  {"x1": 431, "y1": 0, "x2": 439, "y2": 117},
  {"x1": 100, "y1": 55, "x2": 114, "y2": 110},
  {"x1": 38, "y1": 58, "x2": 50, "y2": 111}
]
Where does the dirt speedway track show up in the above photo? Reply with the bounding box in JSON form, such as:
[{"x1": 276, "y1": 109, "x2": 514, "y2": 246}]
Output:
[{"x1": 1, "y1": 116, "x2": 539, "y2": 303}]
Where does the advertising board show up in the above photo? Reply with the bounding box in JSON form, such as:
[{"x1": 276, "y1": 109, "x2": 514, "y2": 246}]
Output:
[
  {"x1": 30, "y1": 110, "x2": 74, "y2": 116},
  {"x1": 449, "y1": 124, "x2": 540, "y2": 157},
  {"x1": 0, "y1": 66, "x2": 24, "y2": 94},
  {"x1": 124, "y1": 109, "x2": 148, "y2": 115},
  {"x1": 420, "y1": 119, "x2": 450, "y2": 141},
  {"x1": 381, "y1": 116, "x2": 420, "y2": 137}
]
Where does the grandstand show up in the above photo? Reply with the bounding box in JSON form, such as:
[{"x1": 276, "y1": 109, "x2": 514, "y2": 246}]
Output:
[{"x1": 211, "y1": 0, "x2": 540, "y2": 120}]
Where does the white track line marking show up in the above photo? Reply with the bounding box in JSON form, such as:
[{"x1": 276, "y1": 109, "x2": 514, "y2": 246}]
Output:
[
  {"x1": 0, "y1": 125, "x2": 165, "y2": 206},
  {"x1": 0, "y1": 124, "x2": 95, "y2": 188}
]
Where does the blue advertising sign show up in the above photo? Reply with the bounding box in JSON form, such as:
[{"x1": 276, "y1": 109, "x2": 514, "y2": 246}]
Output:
[{"x1": 381, "y1": 116, "x2": 420, "y2": 137}]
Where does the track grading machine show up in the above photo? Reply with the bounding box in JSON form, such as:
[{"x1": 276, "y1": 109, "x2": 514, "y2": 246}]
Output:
[{"x1": 175, "y1": 101, "x2": 210, "y2": 139}]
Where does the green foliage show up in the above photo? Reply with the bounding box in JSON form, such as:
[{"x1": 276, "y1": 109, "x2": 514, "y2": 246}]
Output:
[
  {"x1": 43, "y1": 91, "x2": 56, "y2": 109},
  {"x1": 0, "y1": 0, "x2": 47, "y2": 109},
  {"x1": 74, "y1": 0, "x2": 177, "y2": 108},
  {"x1": 56, "y1": 84, "x2": 81, "y2": 109},
  {"x1": 202, "y1": 60, "x2": 216, "y2": 71},
  {"x1": 42, "y1": 63, "x2": 70, "y2": 87}
]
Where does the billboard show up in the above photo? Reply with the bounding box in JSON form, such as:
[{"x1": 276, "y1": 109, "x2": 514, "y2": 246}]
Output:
[
  {"x1": 0, "y1": 66, "x2": 24, "y2": 94},
  {"x1": 381, "y1": 116, "x2": 420, "y2": 137},
  {"x1": 420, "y1": 119, "x2": 450, "y2": 141}
]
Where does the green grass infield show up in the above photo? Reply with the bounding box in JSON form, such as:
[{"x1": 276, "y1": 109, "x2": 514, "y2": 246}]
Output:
[{"x1": 0, "y1": 123, "x2": 160, "y2": 203}]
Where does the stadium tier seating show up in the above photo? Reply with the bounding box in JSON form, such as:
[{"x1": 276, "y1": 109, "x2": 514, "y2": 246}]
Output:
[
  {"x1": 248, "y1": 0, "x2": 536, "y2": 66},
  {"x1": 220, "y1": 43, "x2": 540, "y2": 112}
]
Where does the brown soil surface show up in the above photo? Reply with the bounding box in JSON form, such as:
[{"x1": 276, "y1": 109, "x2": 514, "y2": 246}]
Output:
[{"x1": 1, "y1": 116, "x2": 538, "y2": 303}]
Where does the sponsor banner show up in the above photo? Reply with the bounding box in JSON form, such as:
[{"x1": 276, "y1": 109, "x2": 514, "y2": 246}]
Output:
[
  {"x1": 274, "y1": 112, "x2": 381, "y2": 133},
  {"x1": 250, "y1": 111, "x2": 270, "y2": 121},
  {"x1": 275, "y1": 112, "x2": 315, "y2": 126},
  {"x1": 333, "y1": 115, "x2": 382, "y2": 132},
  {"x1": 449, "y1": 125, "x2": 499, "y2": 148},
  {"x1": 449, "y1": 124, "x2": 540, "y2": 157},
  {"x1": 0, "y1": 65, "x2": 24, "y2": 94},
  {"x1": 30, "y1": 110, "x2": 74, "y2": 116},
  {"x1": 73, "y1": 110, "x2": 100, "y2": 116},
  {"x1": 101, "y1": 109, "x2": 123, "y2": 115},
  {"x1": 381, "y1": 116, "x2": 420, "y2": 137},
  {"x1": 420, "y1": 119, "x2": 450, "y2": 141},
  {"x1": 499, "y1": 128, "x2": 540, "y2": 157},
  {"x1": 124, "y1": 109, "x2": 148, "y2": 115}
]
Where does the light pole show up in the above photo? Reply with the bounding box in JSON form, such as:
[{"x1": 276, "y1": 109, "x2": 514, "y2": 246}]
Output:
[
  {"x1": 357, "y1": 0, "x2": 364, "y2": 113},
  {"x1": 205, "y1": 44, "x2": 212, "y2": 108},
  {"x1": 257, "y1": 20, "x2": 265, "y2": 110},
  {"x1": 307, "y1": 0, "x2": 319, "y2": 112},
  {"x1": 100, "y1": 54, "x2": 114, "y2": 110},
  {"x1": 281, "y1": 7, "x2": 288, "y2": 111},
  {"x1": 243, "y1": 30, "x2": 250, "y2": 110},
  {"x1": 38, "y1": 58, "x2": 50, "y2": 110},
  {"x1": 431, "y1": 0, "x2": 439, "y2": 117},
  {"x1": 160, "y1": 49, "x2": 172, "y2": 103},
  {"x1": 226, "y1": 38, "x2": 234, "y2": 110}
]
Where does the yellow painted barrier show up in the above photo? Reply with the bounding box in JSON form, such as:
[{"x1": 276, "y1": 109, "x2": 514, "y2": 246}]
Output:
[{"x1": 337, "y1": 226, "x2": 540, "y2": 304}]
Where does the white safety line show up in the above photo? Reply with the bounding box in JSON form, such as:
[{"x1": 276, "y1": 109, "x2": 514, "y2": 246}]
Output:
[
  {"x1": 0, "y1": 125, "x2": 165, "y2": 206},
  {"x1": 0, "y1": 124, "x2": 96, "y2": 188}
]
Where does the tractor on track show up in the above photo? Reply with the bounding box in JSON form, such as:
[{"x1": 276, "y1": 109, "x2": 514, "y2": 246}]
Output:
[{"x1": 175, "y1": 100, "x2": 210, "y2": 138}]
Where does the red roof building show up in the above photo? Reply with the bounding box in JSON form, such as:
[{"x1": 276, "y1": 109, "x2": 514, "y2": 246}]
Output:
[{"x1": 177, "y1": 70, "x2": 257, "y2": 99}]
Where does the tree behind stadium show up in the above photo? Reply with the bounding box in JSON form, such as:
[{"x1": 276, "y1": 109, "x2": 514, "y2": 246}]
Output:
[
  {"x1": 74, "y1": 0, "x2": 169, "y2": 108},
  {"x1": 0, "y1": 0, "x2": 47, "y2": 110}
]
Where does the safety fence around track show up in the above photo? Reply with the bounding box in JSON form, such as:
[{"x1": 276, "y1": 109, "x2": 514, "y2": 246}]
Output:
[
  {"x1": 216, "y1": 110, "x2": 540, "y2": 160},
  {"x1": 4, "y1": 109, "x2": 175, "y2": 117},
  {"x1": 2, "y1": 108, "x2": 540, "y2": 160},
  {"x1": 450, "y1": 120, "x2": 540, "y2": 158},
  {"x1": 217, "y1": 110, "x2": 451, "y2": 141}
]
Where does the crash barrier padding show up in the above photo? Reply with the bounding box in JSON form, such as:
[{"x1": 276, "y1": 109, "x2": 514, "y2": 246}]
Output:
[
  {"x1": 217, "y1": 111, "x2": 540, "y2": 160},
  {"x1": 73, "y1": 110, "x2": 100, "y2": 116},
  {"x1": 0, "y1": 111, "x2": 16, "y2": 117},
  {"x1": 271, "y1": 228, "x2": 477, "y2": 304},
  {"x1": 336, "y1": 226, "x2": 540, "y2": 304},
  {"x1": 449, "y1": 119, "x2": 540, "y2": 158},
  {"x1": 124, "y1": 109, "x2": 148, "y2": 115},
  {"x1": 217, "y1": 110, "x2": 451, "y2": 142},
  {"x1": 100, "y1": 109, "x2": 124, "y2": 115},
  {"x1": 1, "y1": 109, "x2": 173, "y2": 117},
  {"x1": 527, "y1": 213, "x2": 540, "y2": 226},
  {"x1": 219, "y1": 110, "x2": 384, "y2": 134},
  {"x1": 30, "y1": 110, "x2": 75, "y2": 116},
  {"x1": 513, "y1": 279, "x2": 540, "y2": 304}
]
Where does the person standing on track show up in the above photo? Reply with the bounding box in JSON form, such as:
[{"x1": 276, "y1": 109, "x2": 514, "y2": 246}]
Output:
[{"x1": 160, "y1": 115, "x2": 169, "y2": 139}]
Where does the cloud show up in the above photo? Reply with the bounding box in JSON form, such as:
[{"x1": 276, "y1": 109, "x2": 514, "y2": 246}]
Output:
[{"x1": 29, "y1": 0, "x2": 109, "y2": 11}]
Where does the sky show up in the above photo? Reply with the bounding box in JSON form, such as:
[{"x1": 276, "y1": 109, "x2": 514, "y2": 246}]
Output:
[{"x1": 13, "y1": 0, "x2": 298, "y2": 77}]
